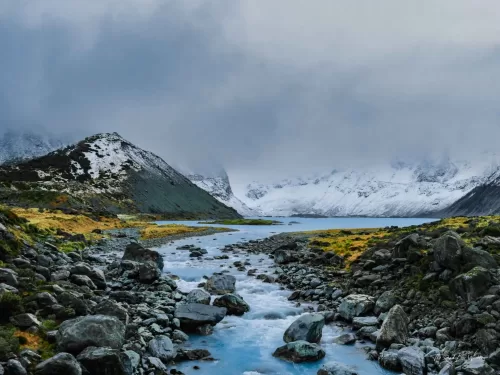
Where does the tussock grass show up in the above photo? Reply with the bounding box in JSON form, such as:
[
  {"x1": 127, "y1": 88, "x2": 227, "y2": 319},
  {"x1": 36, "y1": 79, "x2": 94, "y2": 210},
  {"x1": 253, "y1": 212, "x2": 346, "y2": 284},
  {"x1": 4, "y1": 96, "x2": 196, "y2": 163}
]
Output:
[{"x1": 140, "y1": 224, "x2": 210, "y2": 240}]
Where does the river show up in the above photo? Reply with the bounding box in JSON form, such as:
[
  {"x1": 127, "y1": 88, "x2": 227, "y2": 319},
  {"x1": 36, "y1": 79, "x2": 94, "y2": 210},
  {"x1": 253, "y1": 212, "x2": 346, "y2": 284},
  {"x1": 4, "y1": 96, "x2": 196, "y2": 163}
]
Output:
[{"x1": 153, "y1": 217, "x2": 435, "y2": 375}]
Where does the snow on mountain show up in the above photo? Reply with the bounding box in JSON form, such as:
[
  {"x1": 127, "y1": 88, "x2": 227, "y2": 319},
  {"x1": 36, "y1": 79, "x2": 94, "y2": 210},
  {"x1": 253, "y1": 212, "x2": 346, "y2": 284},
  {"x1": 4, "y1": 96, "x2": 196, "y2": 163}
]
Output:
[
  {"x1": 187, "y1": 172, "x2": 259, "y2": 216},
  {"x1": 0, "y1": 129, "x2": 68, "y2": 165},
  {"x1": 230, "y1": 156, "x2": 500, "y2": 217}
]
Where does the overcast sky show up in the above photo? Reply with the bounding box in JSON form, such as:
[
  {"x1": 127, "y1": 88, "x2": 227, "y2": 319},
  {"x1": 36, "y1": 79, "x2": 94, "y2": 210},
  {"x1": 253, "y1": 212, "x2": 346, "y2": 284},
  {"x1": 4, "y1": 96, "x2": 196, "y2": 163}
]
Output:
[{"x1": 1, "y1": 1, "x2": 500, "y2": 180}]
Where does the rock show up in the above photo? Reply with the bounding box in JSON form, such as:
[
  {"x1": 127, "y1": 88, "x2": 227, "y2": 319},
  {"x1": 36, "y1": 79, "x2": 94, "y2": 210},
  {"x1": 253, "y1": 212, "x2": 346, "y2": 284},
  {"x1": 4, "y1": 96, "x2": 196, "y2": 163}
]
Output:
[
  {"x1": 462, "y1": 356, "x2": 495, "y2": 375},
  {"x1": 397, "y1": 346, "x2": 425, "y2": 375},
  {"x1": 172, "y1": 330, "x2": 189, "y2": 342},
  {"x1": 122, "y1": 242, "x2": 164, "y2": 270},
  {"x1": 376, "y1": 305, "x2": 408, "y2": 349},
  {"x1": 205, "y1": 274, "x2": 236, "y2": 294},
  {"x1": 272, "y1": 340, "x2": 325, "y2": 363},
  {"x1": 374, "y1": 291, "x2": 396, "y2": 314},
  {"x1": 148, "y1": 336, "x2": 177, "y2": 363},
  {"x1": 274, "y1": 250, "x2": 297, "y2": 264},
  {"x1": 123, "y1": 351, "x2": 140, "y2": 372},
  {"x1": 185, "y1": 289, "x2": 211, "y2": 305},
  {"x1": 56, "y1": 315, "x2": 125, "y2": 354},
  {"x1": 449, "y1": 267, "x2": 491, "y2": 302},
  {"x1": 283, "y1": 313, "x2": 325, "y2": 344},
  {"x1": 34, "y1": 353, "x2": 82, "y2": 375},
  {"x1": 51, "y1": 270, "x2": 70, "y2": 282},
  {"x1": 438, "y1": 362, "x2": 456, "y2": 375},
  {"x1": 70, "y1": 275, "x2": 97, "y2": 290},
  {"x1": 76, "y1": 346, "x2": 131, "y2": 375},
  {"x1": 338, "y1": 294, "x2": 374, "y2": 321},
  {"x1": 433, "y1": 231, "x2": 464, "y2": 271},
  {"x1": 378, "y1": 350, "x2": 401, "y2": 372},
  {"x1": 462, "y1": 247, "x2": 497, "y2": 270},
  {"x1": 91, "y1": 300, "x2": 129, "y2": 325},
  {"x1": 10, "y1": 313, "x2": 41, "y2": 328},
  {"x1": 146, "y1": 357, "x2": 167, "y2": 372},
  {"x1": 333, "y1": 333, "x2": 356, "y2": 345},
  {"x1": 174, "y1": 303, "x2": 227, "y2": 332},
  {"x1": 352, "y1": 316, "x2": 378, "y2": 329},
  {"x1": 175, "y1": 349, "x2": 211, "y2": 361},
  {"x1": 138, "y1": 262, "x2": 161, "y2": 283},
  {"x1": 36, "y1": 292, "x2": 58, "y2": 307},
  {"x1": 5, "y1": 359, "x2": 27, "y2": 375},
  {"x1": 0, "y1": 268, "x2": 18, "y2": 287},
  {"x1": 213, "y1": 294, "x2": 250, "y2": 316},
  {"x1": 488, "y1": 348, "x2": 500, "y2": 367},
  {"x1": 393, "y1": 233, "x2": 422, "y2": 258},
  {"x1": 70, "y1": 263, "x2": 106, "y2": 289},
  {"x1": 310, "y1": 278, "x2": 322, "y2": 288},
  {"x1": 317, "y1": 361, "x2": 358, "y2": 375}
]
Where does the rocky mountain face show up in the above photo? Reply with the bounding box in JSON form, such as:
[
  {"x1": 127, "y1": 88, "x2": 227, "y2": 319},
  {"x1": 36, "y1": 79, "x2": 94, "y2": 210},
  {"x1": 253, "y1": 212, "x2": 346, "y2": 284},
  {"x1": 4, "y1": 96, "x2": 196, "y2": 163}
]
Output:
[
  {"x1": 0, "y1": 129, "x2": 68, "y2": 165},
  {"x1": 0, "y1": 133, "x2": 240, "y2": 218}
]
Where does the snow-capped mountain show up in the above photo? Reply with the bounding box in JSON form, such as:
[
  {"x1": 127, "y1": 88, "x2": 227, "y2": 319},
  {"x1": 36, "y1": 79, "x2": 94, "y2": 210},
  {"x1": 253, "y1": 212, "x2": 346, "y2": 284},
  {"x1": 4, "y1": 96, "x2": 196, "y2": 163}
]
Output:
[
  {"x1": 188, "y1": 172, "x2": 259, "y2": 216},
  {"x1": 229, "y1": 156, "x2": 500, "y2": 217},
  {"x1": 0, "y1": 129, "x2": 68, "y2": 165},
  {"x1": 0, "y1": 133, "x2": 240, "y2": 218}
]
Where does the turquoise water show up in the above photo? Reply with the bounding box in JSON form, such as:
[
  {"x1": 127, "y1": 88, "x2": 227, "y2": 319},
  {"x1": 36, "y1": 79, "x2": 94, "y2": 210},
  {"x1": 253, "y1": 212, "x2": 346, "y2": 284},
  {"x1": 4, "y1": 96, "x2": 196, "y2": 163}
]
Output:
[{"x1": 153, "y1": 217, "x2": 436, "y2": 375}]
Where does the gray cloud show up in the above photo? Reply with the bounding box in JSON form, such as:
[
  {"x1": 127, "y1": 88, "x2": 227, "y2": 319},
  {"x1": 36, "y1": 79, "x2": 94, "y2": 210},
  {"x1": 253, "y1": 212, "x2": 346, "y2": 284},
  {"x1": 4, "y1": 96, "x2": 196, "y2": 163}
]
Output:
[{"x1": 1, "y1": 1, "x2": 500, "y2": 180}]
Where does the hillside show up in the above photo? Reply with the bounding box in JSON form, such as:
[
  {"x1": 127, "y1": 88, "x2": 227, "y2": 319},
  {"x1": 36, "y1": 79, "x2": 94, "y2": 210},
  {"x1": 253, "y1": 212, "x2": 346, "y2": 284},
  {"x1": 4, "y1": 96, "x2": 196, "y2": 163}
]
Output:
[{"x1": 0, "y1": 133, "x2": 240, "y2": 219}]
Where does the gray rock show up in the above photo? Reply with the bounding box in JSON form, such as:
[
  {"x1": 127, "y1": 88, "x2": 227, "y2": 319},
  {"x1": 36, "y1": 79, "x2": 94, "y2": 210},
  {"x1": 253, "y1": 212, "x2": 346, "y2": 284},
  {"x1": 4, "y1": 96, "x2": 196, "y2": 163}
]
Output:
[
  {"x1": 148, "y1": 335, "x2": 177, "y2": 363},
  {"x1": 449, "y1": 267, "x2": 491, "y2": 302},
  {"x1": 174, "y1": 303, "x2": 227, "y2": 332},
  {"x1": 374, "y1": 291, "x2": 396, "y2": 314},
  {"x1": 352, "y1": 316, "x2": 378, "y2": 329},
  {"x1": 6, "y1": 359, "x2": 27, "y2": 375},
  {"x1": 70, "y1": 275, "x2": 97, "y2": 290},
  {"x1": 397, "y1": 346, "x2": 425, "y2": 375},
  {"x1": 462, "y1": 356, "x2": 495, "y2": 375},
  {"x1": 51, "y1": 270, "x2": 70, "y2": 282},
  {"x1": 317, "y1": 361, "x2": 358, "y2": 375},
  {"x1": 172, "y1": 330, "x2": 189, "y2": 342},
  {"x1": 377, "y1": 305, "x2": 408, "y2": 349},
  {"x1": 284, "y1": 313, "x2": 325, "y2": 344},
  {"x1": 393, "y1": 233, "x2": 422, "y2": 258},
  {"x1": 272, "y1": 340, "x2": 325, "y2": 363},
  {"x1": 433, "y1": 231, "x2": 464, "y2": 271},
  {"x1": 76, "y1": 346, "x2": 131, "y2": 375},
  {"x1": 10, "y1": 313, "x2": 41, "y2": 328},
  {"x1": 122, "y1": 242, "x2": 164, "y2": 270},
  {"x1": 338, "y1": 294, "x2": 375, "y2": 321},
  {"x1": 0, "y1": 268, "x2": 18, "y2": 287},
  {"x1": 70, "y1": 263, "x2": 106, "y2": 289},
  {"x1": 438, "y1": 362, "x2": 456, "y2": 375},
  {"x1": 91, "y1": 300, "x2": 129, "y2": 325},
  {"x1": 138, "y1": 262, "x2": 161, "y2": 283},
  {"x1": 123, "y1": 351, "x2": 140, "y2": 371},
  {"x1": 36, "y1": 292, "x2": 58, "y2": 307},
  {"x1": 274, "y1": 250, "x2": 297, "y2": 264},
  {"x1": 333, "y1": 333, "x2": 356, "y2": 345},
  {"x1": 56, "y1": 315, "x2": 125, "y2": 354},
  {"x1": 378, "y1": 350, "x2": 401, "y2": 372},
  {"x1": 205, "y1": 274, "x2": 236, "y2": 294},
  {"x1": 462, "y1": 247, "x2": 497, "y2": 270},
  {"x1": 213, "y1": 294, "x2": 250, "y2": 316},
  {"x1": 146, "y1": 357, "x2": 167, "y2": 372},
  {"x1": 185, "y1": 289, "x2": 211, "y2": 305},
  {"x1": 34, "y1": 353, "x2": 82, "y2": 375}
]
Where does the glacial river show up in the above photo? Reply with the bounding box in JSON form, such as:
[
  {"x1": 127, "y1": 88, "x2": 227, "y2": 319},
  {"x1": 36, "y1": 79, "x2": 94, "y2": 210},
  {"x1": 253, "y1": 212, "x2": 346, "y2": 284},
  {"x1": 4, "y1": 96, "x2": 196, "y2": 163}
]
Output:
[{"x1": 153, "y1": 217, "x2": 435, "y2": 375}]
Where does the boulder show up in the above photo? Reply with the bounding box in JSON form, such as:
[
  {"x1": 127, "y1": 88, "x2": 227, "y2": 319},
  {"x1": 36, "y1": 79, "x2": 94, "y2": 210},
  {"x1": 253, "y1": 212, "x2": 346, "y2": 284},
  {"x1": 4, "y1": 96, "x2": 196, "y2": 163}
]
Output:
[
  {"x1": 5, "y1": 359, "x2": 27, "y2": 375},
  {"x1": 462, "y1": 357, "x2": 495, "y2": 375},
  {"x1": 213, "y1": 294, "x2": 250, "y2": 316},
  {"x1": 283, "y1": 313, "x2": 325, "y2": 343},
  {"x1": 272, "y1": 341, "x2": 325, "y2": 363},
  {"x1": 91, "y1": 300, "x2": 129, "y2": 325},
  {"x1": 449, "y1": 267, "x2": 491, "y2": 302},
  {"x1": 338, "y1": 294, "x2": 374, "y2": 321},
  {"x1": 317, "y1": 362, "x2": 358, "y2": 375},
  {"x1": 433, "y1": 231, "x2": 464, "y2": 271},
  {"x1": 70, "y1": 263, "x2": 106, "y2": 289},
  {"x1": 138, "y1": 262, "x2": 161, "y2": 283},
  {"x1": 122, "y1": 243, "x2": 163, "y2": 270},
  {"x1": 70, "y1": 275, "x2": 97, "y2": 290},
  {"x1": 0, "y1": 268, "x2": 18, "y2": 287},
  {"x1": 148, "y1": 336, "x2": 177, "y2": 363},
  {"x1": 352, "y1": 316, "x2": 378, "y2": 329},
  {"x1": 205, "y1": 274, "x2": 236, "y2": 294},
  {"x1": 76, "y1": 346, "x2": 131, "y2": 375},
  {"x1": 10, "y1": 313, "x2": 41, "y2": 328},
  {"x1": 333, "y1": 333, "x2": 356, "y2": 345},
  {"x1": 378, "y1": 350, "x2": 401, "y2": 372},
  {"x1": 462, "y1": 247, "x2": 497, "y2": 270},
  {"x1": 274, "y1": 250, "x2": 297, "y2": 264},
  {"x1": 376, "y1": 305, "x2": 408, "y2": 349},
  {"x1": 397, "y1": 346, "x2": 425, "y2": 375},
  {"x1": 56, "y1": 315, "x2": 125, "y2": 354},
  {"x1": 374, "y1": 291, "x2": 396, "y2": 314},
  {"x1": 393, "y1": 234, "x2": 422, "y2": 258},
  {"x1": 185, "y1": 289, "x2": 211, "y2": 305},
  {"x1": 34, "y1": 353, "x2": 82, "y2": 375},
  {"x1": 174, "y1": 303, "x2": 227, "y2": 332}
]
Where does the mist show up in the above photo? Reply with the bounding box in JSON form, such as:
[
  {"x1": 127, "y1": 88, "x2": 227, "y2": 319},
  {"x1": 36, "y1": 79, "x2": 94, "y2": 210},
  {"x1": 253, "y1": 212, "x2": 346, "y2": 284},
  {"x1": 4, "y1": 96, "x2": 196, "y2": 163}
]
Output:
[{"x1": 1, "y1": 1, "x2": 500, "y2": 181}]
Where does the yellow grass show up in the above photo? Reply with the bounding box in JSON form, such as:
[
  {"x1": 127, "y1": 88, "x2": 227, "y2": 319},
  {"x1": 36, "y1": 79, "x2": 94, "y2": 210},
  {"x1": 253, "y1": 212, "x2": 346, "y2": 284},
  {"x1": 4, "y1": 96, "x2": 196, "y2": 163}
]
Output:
[{"x1": 140, "y1": 224, "x2": 210, "y2": 240}]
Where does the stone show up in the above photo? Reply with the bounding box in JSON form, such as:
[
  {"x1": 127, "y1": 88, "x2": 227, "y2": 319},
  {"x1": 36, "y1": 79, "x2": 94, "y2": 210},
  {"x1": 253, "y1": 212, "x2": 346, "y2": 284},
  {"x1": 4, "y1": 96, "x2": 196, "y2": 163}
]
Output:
[
  {"x1": 147, "y1": 357, "x2": 167, "y2": 372},
  {"x1": 76, "y1": 346, "x2": 131, "y2": 375},
  {"x1": 70, "y1": 275, "x2": 97, "y2": 290},
  {"x1": 378, "y1": 350, "x2": 401, "y2": 372},
  {"x1": 0, "y1": 268, "x2": 18, "y2": 287},
  {"x1": 317, "y1": 361, "x2": 358, "y2": 375},
  {"x1": 10, "y1": 313, "x2": 41, "y2": 328},
  {"x1": 462, "y1": 247, "x2": 497, "y2": 270},
  {"x1": 397, "y1": 346, "x2": 425, "y2": 375},
  {"x1": 36, "y1": 292, "x2": 58, "y2": 307},
  {"x1": 138, "y1": 262, "x2": 161, "y2": 283},
  {"x1": 274, "y1": 250, "x2": 297, "y2": 264},
  {"x1": 172, "y1": 330, "x2": 189, "y2": 342},
  {"x1": 174, "y1": 303, "x2": 227, "y2": 332},
  {"x1": 6, "y1": 359, "x2": 27, "y2": 375},
  {"x1": 122, "y1": 242, "x2": 163, "y2": 270},
  {"x1": 185, "y1": 289, "x2": 211, "y2": 305},
  {"x1": 352, "y1": 316, "x2": 378, "y2": 329},
  {"x1": 433, "y1": 231, "x2": 464, "y2": 271},
  {"x1": 449, "y1": 267, "x2": 491, "y2": 302},
  {"x1": 283, "y1": 313, "x2": 325, "y2": 344},
  {"x1": 205, "y1": 274, "x2": 236, "y2": 294},
  {"x1": 91, "y1": 300, "x2": 129, "y2": 325},
  {"x1": 148, "y1": 335, "x2": 177, "y2": 363},
  {"x1": 377, "y1": 305, "x2": 408, "y2": 349},
  {"x1": 213, "y1": 294, "x2": 250, "y2": 316},
  {"x1": 34, "y1": 353, "x2": 82, "y2": 375},
  {"x1": 333, "y1": 333, "x2": 356, "y2": 345},
  {"x1": 374, "y1": 291, "x2": 396, "y2": 314},
  {"x1": 338, "y1": 294, "x2": 375, "y2": 321},
  {"x1": 70, "y1": 263, "x2": 106, "y2": 289},
  {"x1": 272, "y1": 340, "x2": 325, "y2": 363},
  {"x1": 56, "y1": 315, "x2": 125, "y2": 354},
  {"x1": 461, "y1": 356, "x2": 495, "y2": 375},
  {"x1": 393, "y1": 233, "x2": 422, "y2": 258},
  {"x1": 438, "y1": 362, "x2": 455, "y2": 375}
]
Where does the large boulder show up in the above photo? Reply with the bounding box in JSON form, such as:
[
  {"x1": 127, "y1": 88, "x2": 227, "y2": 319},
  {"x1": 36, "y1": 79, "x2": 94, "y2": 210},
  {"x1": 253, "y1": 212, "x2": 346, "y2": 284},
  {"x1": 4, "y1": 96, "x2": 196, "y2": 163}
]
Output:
[
  {"x1": 205, "y1": 274, "x2": 236, "y2": 294},
  {"x1": 70, "y1": 263, "x2": 106, "y2": 289},
  {"x1": 174, "y1": 303, "x2": 227, "y2": 332},
  {"x1": 449, "y1": 267, "x2": 491, "y2": 302},
  {"x1": 461, "y1": 357, "x2": 495, "y2": 375},
  {"x1": 122, "y1": 243, "x2": 163, "y2": 271},
  {"x1": 393, "y1": 234, "x2": 425, "y2": 258},
  {"x1": 10, "y1": 313, "x2": 41, "y2": 329},
  {"x1": 34, "y1": 353, "x2": 82, "y2": 375},
  {"x1": 56, "y1": 315, "x2": 125, "y2": 354},
  {"x1": 462, "y1": 247, "x2": 497, "y2": 270},
  {"x1": 338, "y1": 294, "x2": 374, "y2": 321},
  {"x1": 138, "y1": 262, "x2": 161, "y2": 283},
  {"x1": 374, "y1": 291, "x2": 396, "y2": 314},
  {"x1": 274, "y1": 250, "x2": 298, "y2": 264},
  {"x1": 76, "y1": 346, "x2": 131, "y2": 375},
  {"x1": 376, "y1": 305, "x2": 408, "y2": 349},
  {"x1": 185, "y1": 289, "x2": 211, "y2": 305},
  {"x1": 272, "y1": 341, "x2": 325, "y2": 363},
  {"x1": 397, "y1": 346, "x2": 425, "y2": 375},
  {"x1": 213, "y1": 294, "x2": 250, "y2": 316},
  {"x1": 317, "y1": 362, "x2": 358, "y2": 375},
  {"x1": 0, "y1": 268, "x2": 18, "y2": 287},
  {"x1": 433, "y1": 231, "x2": 464, "y2": 271},
  {"x1": 283, "y1": 313, "x2": 325, "y2": 344},
  {"x1": 91, "y1": 300, "x2": 129, "y2": 325},
  {"x1": 148, "y1": 336, "x2": 177, "y2": 363},
  {"x1": 378, "y1": 350, "x2": 401, "y2": 372}
]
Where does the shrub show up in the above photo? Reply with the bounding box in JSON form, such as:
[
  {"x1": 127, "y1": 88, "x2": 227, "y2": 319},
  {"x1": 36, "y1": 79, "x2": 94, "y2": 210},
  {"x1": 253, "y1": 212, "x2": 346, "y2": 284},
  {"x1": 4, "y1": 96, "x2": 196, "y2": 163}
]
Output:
[
  {"x1": 0, "y1": 292, "x2": 23, "y2": 323},
  {"x1": 0, "y1": 326, "x2": 20, "y2": 360},
  {"x1": 481, "y1": 225, "x2": 500, "y2": 237}
]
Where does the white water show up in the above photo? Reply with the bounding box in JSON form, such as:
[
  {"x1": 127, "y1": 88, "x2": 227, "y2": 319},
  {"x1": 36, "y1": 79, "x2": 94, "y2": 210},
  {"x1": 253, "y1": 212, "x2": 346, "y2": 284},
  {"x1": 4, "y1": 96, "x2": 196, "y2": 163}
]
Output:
[{"x1": 153, "y1": 217, "x2": 435, "y2": 375}]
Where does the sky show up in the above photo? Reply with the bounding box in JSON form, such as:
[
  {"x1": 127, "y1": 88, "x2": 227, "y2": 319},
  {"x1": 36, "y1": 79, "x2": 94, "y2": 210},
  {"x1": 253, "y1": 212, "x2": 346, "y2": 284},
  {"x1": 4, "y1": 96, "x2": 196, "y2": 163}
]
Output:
[{"x1": 1, "y1": 1, "x2": 500, "y2": 181}]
